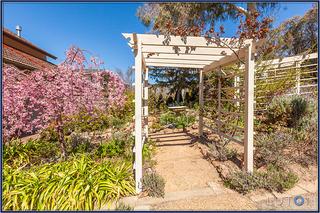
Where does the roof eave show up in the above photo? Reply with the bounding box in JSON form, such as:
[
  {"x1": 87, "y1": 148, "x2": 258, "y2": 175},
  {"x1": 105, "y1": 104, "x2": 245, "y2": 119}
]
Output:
[{"x1": 4, "y1": 30, "x2": 57, "y2": 60}]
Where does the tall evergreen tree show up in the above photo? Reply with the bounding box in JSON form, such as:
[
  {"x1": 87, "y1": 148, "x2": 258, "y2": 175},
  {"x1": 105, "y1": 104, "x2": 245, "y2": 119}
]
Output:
[{"x1": 149, "y1": 67, "x2": 199, "y2": 104}]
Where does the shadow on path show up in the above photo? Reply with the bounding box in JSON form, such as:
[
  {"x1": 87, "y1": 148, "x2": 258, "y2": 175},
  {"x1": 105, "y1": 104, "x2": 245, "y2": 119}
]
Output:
[{"x1": 150, "y1": 129, "x2": 220, "y2": 193}]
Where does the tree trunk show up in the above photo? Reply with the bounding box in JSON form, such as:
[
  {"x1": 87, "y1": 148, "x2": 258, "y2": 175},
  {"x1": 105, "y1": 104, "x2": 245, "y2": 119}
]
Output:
[
  {"x1": 56, "y1": 117, "x2": 67, "y2": 159},
  {"x1": 57, "y1": 126, "x2": 67, "y2": 159}
]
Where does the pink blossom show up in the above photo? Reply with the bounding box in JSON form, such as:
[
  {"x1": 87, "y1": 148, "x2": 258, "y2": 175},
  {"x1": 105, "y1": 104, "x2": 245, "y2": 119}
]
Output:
[{"x1": 3, "y1": 46, "x2": 126, "y2": 141}]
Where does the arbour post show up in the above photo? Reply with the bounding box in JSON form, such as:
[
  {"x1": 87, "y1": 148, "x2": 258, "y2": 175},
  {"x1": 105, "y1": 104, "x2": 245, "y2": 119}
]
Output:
[
  {"x1": 144, "y1": 68, "x2": 149, "y2": 140},
  {"x1": 244, "y1": 41, "x2": 254, "y2": 173},
  {"x1": 134, "y1": 39, "x2": 143, "y2": 193},
  {"x1": 198, "y1": 69, "x2": 204, "y2": 137}
]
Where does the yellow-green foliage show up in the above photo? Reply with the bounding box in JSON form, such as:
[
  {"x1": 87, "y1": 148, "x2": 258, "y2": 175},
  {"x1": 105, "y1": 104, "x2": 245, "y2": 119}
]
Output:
[
  {"x1": 3, "y1": 139, "x2": 60, "y2": 168},
  {"x1": 3, "y1": 155, "x2": 135, "y2": 210}
]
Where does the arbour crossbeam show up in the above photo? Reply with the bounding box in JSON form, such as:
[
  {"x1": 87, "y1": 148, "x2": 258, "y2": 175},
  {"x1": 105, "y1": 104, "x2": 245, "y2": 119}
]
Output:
[
  {"x1": 123, "y1": 32, "x2": 264, "y2": 193},
  {"x1": 123, "y1": 33, "x2": 245, "y2": 69}
]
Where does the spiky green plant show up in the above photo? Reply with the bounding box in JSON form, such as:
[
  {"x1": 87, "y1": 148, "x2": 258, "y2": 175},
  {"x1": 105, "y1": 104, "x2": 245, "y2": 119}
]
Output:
[{"x1": 2, "y1": 154, "x2": 135, "y2": 210}]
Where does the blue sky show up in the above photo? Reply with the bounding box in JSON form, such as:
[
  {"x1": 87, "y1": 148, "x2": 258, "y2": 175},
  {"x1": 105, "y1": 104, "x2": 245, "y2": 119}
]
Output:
[{"x1": 3, "y1": 2, "x2": 315, "y2": 74}]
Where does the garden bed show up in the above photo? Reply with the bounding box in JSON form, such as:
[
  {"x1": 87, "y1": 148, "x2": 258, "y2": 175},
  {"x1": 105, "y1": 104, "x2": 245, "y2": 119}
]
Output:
[{"x1": 193, "y1": 94, "x2": 318, "y2": 197}]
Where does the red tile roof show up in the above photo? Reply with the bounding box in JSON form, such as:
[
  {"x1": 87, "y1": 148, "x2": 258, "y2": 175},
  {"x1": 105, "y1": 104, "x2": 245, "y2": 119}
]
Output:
[
  {"x1": 3, "y1": 28, "x2": 57, "y2": 59},
  {"x1": 3, "y1": 44, "x2": 56, "y2": 70}
]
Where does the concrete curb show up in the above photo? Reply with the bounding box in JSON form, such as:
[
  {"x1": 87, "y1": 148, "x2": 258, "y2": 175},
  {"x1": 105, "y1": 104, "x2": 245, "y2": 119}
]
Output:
[{"x1": 119, "y1": 181, "x2": 232, "y2": 210}]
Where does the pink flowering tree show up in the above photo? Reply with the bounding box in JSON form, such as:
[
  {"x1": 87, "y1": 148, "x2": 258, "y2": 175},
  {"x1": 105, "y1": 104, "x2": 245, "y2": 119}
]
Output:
[{"x1": 3, "y1": 46, "x2": 125, "y2": 157}]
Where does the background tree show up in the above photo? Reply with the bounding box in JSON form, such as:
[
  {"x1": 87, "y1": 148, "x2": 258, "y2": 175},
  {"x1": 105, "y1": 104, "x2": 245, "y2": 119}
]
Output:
[
  {"x1": 270, "y1": 4, "x2": 318, "y2": 57},
  {"x1": 115, "y1": 66, "x2": 134, "y2": 87},
  {"x1": 137, "y1": 2, "x2": 277, "y2": 40},
  {"x1": 136, "y1": 3, "x2": 276, "y2": 106},
  {"x1": 149, "y1": 67, "x2": 199, "y2": 105}
]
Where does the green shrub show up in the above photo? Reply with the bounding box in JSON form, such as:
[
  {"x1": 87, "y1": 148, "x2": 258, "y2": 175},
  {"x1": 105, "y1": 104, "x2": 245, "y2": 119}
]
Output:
[
  {"x1": 39, "y1": 125, "x2": 59, "y2": 143},
  {"x1": 224, "y1": 171, "x2": 265, "y2": 194},
  {"x1": 143, "y1": 139, "x2": 156, "y2": 163},
  {"x1": 109, "y1": 89, "x2": 134, "y2": 122},
  {"x1": 150, "y1": 122, "x2": 162, "y2": 132},
  {"x1": 160, "y1": 112, "x2": 176, "y2": 126},
  {"x1": 160, "y1": 112, "x2": 195, "y2": 129},
  {"x1": 97, "y1": 139, "x2": 125, "y2": 158},
  {"x1": 266, "y1": 95, "x2": 314, "y2": 127},
  {"x1": 2, "y1": 155, "x2": 135, "y2": 210},
  {"x1": 192, "y1": 102, "x2": 199, "y2": 110},
  {"x1": 40, "y1": 110, "x2": 111, "y2": 144},
  {"x1": 266, "y1": 96, "x2": 291, "y2": 125},
  {"x1": 175, "y1": 114, "x2": 196, "y2": 129},
  {"x1": 262, "y1": 96, "x2": 317, "y2": 167},
  {"x1": 65, "y1": 110, "x2": 110, "y2": 133},
  {"x1": 66, "y1": 132, "x2": 93, "y2": 154},
  {"x1": 262, "y1": 165, "x2": 299, "y2": 193},
  {"x1": 96, "y1": 133, "x2": 134, "y2": 160},
  {"x1": 109, "y1": 116, "x2": 126, "y2": 129},
  {"x1": 255, "y1": 122, "x2": 277, "y2": 134},
  {"x1": 292, "y1": 111, "x2": 318, "y2": 166},
  {"x1": 141, "y1": 172, "x2": 165, "y2": 198},
  {"x1": 290, "y1": 96, "x2": 308, "y2": 126},
  {"x1": 159, "y1": 102, "x2": 168, "y2": 112},
  {"x1": 254, "y1": 131, "x2": 292, "y2": 168},
  {"x1": 208, "y1": 143, "x2": 237, "y2": 161},
  {"x1": 224, "y1": 166, "x2": 298, "y2": 195}
]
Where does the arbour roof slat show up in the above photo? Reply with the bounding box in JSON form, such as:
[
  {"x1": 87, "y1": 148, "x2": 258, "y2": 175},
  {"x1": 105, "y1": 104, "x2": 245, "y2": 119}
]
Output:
[
  {"x1": 123, "y1": 33, "x2": 243, "y2": 69},
  {"x1": 141, "y1": 45, "x2": 236, "y2": 56},
  {"x1": 204, "y1": 48, "x2": 246, "y2": 72},
  {"x1": 123, "y1": 33, "x2": 240, "y2": 48},
  {"x1": 145, "y1": 58, "x2": 213, "y2": 65},
  {"x1": 203, "y1": 39, "x2": 267, "y2": 72},
  {"x1": 146, "y1": 63, "x2": 205, "y2": 69},
  {"x1": 143, "y1": 53, "x2": 225, "y2": 61}
]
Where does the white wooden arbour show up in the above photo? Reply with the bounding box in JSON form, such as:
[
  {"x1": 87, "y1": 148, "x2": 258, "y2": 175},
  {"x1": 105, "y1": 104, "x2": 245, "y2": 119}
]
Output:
[{"x1": 123, "y1": 33, "x2": 263, "y2": 193}]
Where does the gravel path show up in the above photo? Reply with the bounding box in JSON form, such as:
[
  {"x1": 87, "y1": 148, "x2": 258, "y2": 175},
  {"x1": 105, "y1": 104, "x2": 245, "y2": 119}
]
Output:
[
  {"x1": 130, "y1": 128, "x2": 318, "y2": 211},
  {"x1": 151, "y1": 129, "x2": 220, "y2": 193},
  {"x1": 148, "y1": 129, "x2": 258, "y2": 210},
  {"x1": 153, "y1": 193, "x2": 258, "y2": 210}
]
